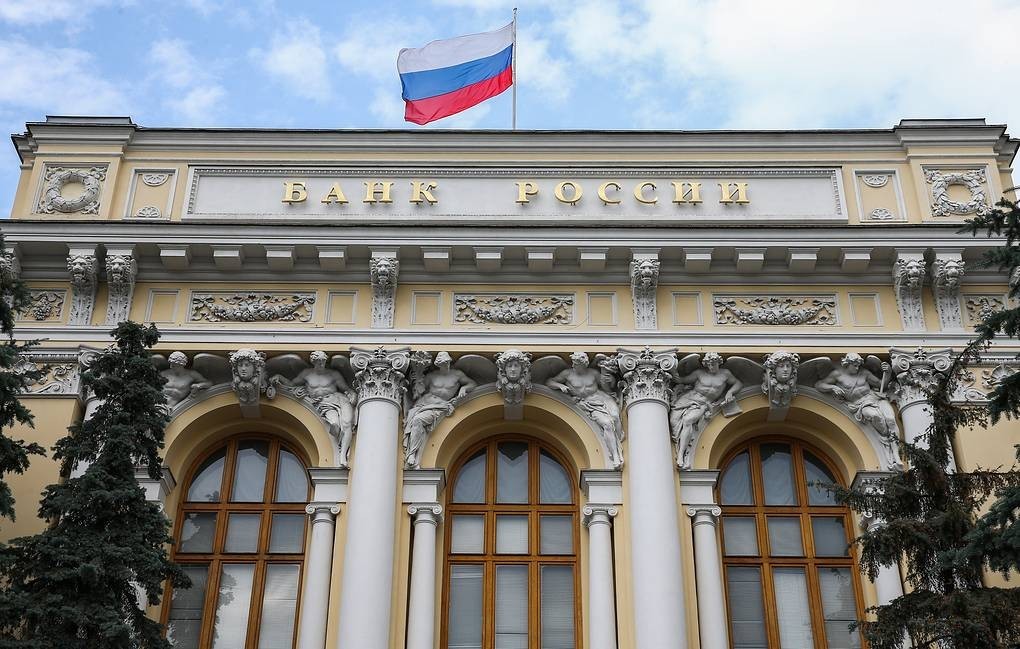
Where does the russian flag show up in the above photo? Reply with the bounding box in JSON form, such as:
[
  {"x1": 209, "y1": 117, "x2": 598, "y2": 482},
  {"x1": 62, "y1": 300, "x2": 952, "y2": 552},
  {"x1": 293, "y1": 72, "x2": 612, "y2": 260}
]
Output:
[{"x1": 398, "y1": 23, "x2": 513, "y2": 125}]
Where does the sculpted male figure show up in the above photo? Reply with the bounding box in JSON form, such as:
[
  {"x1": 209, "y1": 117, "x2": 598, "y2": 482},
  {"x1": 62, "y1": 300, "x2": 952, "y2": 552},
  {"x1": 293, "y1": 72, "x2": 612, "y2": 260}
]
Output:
[
  {"x1": 546, "y1": 352, "x2": 624, "y2": 468},
  {"x1": 404, "y1": 352, "x2": 477, "y2": 468},
  {"x1": 670, "y1": 352, "x2": 743, "y2": 468},
  {"x1": 271, "y1": 351, "x2": 357, "y2": 468},
  {"x1": 814, "y1": 352, "x2": 897, "y2": 439},
  {"x1": 161, "y1": 351, "x2": 212, "y2": 408}
]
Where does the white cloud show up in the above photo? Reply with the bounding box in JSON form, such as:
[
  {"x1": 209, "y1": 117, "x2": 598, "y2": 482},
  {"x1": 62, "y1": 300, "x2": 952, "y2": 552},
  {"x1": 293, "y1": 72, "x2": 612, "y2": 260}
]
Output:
[
  {"x1": 334, "y1": 17, "x2": 430, "y2": 82},
  {"x1": 148, "y1": 38, "x2": 225, "y2": 122},
  {"x1": 542, "y1": 0, "x2": 1020, "y2": 130},
  {"x1": 515, "y1": 30, "x2": 571, "y2": 104},
  {"x1": 253, "y1": 19, "x2": 331, "y2": 101},
  {"x1": 0, "y1": 39, "x2": 127, "y2": 114},
  {"x1": 0, "y1": 0, "x2": 129, "y2": 24},
  {"x1": 368, "y1": 88, "x2": 405, "y2": 125}
]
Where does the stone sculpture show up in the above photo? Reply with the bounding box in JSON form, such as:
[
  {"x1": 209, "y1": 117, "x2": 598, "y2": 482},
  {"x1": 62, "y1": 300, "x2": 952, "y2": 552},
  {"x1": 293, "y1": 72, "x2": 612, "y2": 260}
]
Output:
[
  {"x1": 669, "y1": 352, "x2": 744, "y2": 469},
  {"x1": 762, "y1": 350, "x2": 800, "y2": 419},
  {"x1": 545, "y1": 351, "x2": 624, "y2": 469},
  {"x1": 404, "y1": 352, "x2": 478, "y2": 469},
  {"x1": 160, "y1": 351, "x2": 212, "y2": 408},
  {"x1": 812, "y1": 352, "x2": 897, "y2": 440},
  {"x1": 270, "y1": 351, "x2": 358, "y2": 468},
  {"x1": 496, "y1": 349, "x2": 532, "y2": 419}
]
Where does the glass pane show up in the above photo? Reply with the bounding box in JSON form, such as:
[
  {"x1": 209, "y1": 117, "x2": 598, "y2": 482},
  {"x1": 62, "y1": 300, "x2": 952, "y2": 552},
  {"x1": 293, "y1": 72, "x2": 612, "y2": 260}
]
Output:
[
  {"x1": 540, "y1": 515, "x2": 573, "y2": 555},
  {"x1": 813, "y1": 516, "x2": 849, "y2": 557},
  {"x1": 497, "y1": 442, "x2": 529, "y2": 503},
  {"x1": 211, "y1": 563, "x2": 255, "y2": 649},
  {"x1": 451, "y1": 515, "x2": 484, "y2": 554},
  {"x1": 231, "y1": 440, "x2": 269, "y2": 502},
  {"x1": 495, "y1": 565, "x2": 528, "y2": 649},
  {"x1": 761, "y1": 443, "x2": 797, "y2": 505},
  {"x1": 224, "y1": 513, "x2": 261, "y2": 553},
  {"x1": 541, "y1": 566, "x2": 575, "y2": 649},
  {"x1": 540, "y1": 451, "x2": 572, "y2": 504},
  {"x1": 179, "y1": 512, "x2": 217, "y2": 553},
  {"x1": 453, "y1": 449, "x2": 486, "y2": 503},
  {"x1": 819, "y1": 567, "x2": 861, "y2": 649},
  {"x1": 269, "y1": 513, "x2": 305, "y2": 553},
  {"x1": 257, "y1": 564, "x2": 300, "y2": 649},
  {"x1": 167, "y1": 565, "x2": 209, "y2": 649},
  {"x1": 448, "y1": 565, "x2": 483, "y2": 649},
  {"x1": 767, "y1": 517, "x2": 804, "y2": 557},
  {"x1": 726, "y1": 566, "x2": 767, "y2": 649},
  {"x1": 804, "y1": 450, "x2": 839, "y2": 505},
  {"x1": 722, "y1": 517, "x2": 758, "y2": 556},
  {"x1": 187, "y1": 447, "x2": 226, "y2": 502},
  {"x1": 496, "y1": 515, "x2": 529, "y2": 554},
  {"x1": 721, "y1": 451, "x2": 753, "y2": 505},
  {"x1": 773, "y1": 567, "x2": 815, "y2": 648},
  {"x1": 275, "y1": 449, "x2": 307, "y2": 502}
]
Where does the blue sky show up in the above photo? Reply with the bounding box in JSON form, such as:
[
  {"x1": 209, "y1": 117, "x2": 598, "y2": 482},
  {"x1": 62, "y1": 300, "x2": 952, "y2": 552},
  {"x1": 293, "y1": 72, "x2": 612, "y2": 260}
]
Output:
[{"x1": 1, "y1": 0, "x2": 1019, "y2": 216}]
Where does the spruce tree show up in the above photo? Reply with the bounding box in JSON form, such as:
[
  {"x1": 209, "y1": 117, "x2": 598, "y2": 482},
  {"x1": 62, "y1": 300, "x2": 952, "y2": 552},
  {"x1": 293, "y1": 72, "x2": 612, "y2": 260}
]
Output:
[
  {"x1": 0, "y1": 237, "x2": 41, "y2": 522},
  {"x1": 0, "y1": 322, "x2": 186, "y2": 649},
  {"x1": 833, "y1": 199, "x2": 1020, "y2": 649}
]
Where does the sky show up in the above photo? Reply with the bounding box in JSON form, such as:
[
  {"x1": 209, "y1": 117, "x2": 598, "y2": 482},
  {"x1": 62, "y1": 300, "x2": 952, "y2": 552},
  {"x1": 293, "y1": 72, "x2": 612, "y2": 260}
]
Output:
[{"x1": 1, "y1": 0, "x2": 1019, "y2": 216}]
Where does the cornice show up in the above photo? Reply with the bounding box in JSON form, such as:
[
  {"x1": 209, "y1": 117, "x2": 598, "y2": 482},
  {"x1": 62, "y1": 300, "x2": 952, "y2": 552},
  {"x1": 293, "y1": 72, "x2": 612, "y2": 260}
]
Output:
[{"x1": 16, "y1": 325, "x2": 1020, "y2": 351}]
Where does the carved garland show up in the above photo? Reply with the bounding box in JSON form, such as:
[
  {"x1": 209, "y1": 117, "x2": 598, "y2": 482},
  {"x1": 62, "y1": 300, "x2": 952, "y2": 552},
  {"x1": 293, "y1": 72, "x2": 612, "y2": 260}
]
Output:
[
  {"x1": 713, "y1": 295, "x2": 837, "y2": 326},
  {"x1": 24, "y1": 290, "x2": 65, "y2": 321},
  {"x1": 964, "y1": 295, "x2": 1006, "y2": 324},
  {"x1": 190, "y1": 293, "x2": 315, "y2": 322},
  {"x1": 454, "y1": 294, "x2": 574, "y2": 325},
  {"x1": 38, "y1": 167, "x2": 106, "y2": 214},
  {"x1": 925, "y1": 169, "x2": 993, "y2": 217}
]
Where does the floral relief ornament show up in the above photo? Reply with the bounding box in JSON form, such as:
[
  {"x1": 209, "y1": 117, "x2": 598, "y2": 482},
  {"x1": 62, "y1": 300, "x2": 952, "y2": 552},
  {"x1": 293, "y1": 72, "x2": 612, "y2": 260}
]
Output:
[
  {"x1": 26, "y1": 291, "x2": 65, "y2": 321},
  {"x1": 861, "y1": 174, "x2": 890, "y2": 188},
  {"x1": 38, "y1": 166, "x2": 106, "y2": 214},
  {"x1": 190, "y1": 293, "x2": 315, "y2": 322},
  {"x1": 454, "y1": 294, "x2": 573, "y2": 325},
  {"x1": 714, "y1": 295, "x2": 837, "y2": 326},
  {"x1": 925, "y1": 168, "x2": 993, "y2": 217}
]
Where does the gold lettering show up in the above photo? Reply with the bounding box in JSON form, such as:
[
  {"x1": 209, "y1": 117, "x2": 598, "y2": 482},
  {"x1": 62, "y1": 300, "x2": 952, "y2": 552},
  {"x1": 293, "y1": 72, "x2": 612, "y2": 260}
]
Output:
[
  {"x1": 410, "y1": 180, "x2": 438, "y2": 204},
  {"x1": 671, "y1": 181, "x2": 703, "y2": 204},
  {"x1": 555, "y1": 181, "x2": 582, "y2": 204},
  {"x1": 515, "y1": 181, "x2": 539, "y2": 204},
  {"x1": 718, "y1": 182, "x2": 750, "y2": 204},
  {"x1": 281, "y1": 181, "x2": 307, "y2": 203},
  {"x1": 597, "y1": 182, "x2": 622, "y2": 205},
  {"x1": 320, "y1": 183, "x2": 348, "y2": 204},
  {"x1": 633, "y1": 181, "x2": 658, "y2": 204},
  {"x1": 363, "y1": 181, "x2": 394, "y2": 204}
]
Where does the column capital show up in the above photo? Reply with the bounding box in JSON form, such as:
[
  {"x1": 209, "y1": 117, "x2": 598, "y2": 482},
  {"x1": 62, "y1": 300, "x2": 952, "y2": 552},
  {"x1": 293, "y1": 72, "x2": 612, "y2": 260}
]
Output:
[
  {"x1": 351, "y1": 346, "x2": 410, "y2": 405},
  {"x1": 407, "y1": 503, "x2": 443, "y2": 525},
  {"x1": 582, "y1": 503, "x2": 619, "y2": 527},
  {"x1": 890, "y1": 346, "x2": 952, "y2": 407},
  {"x1": 305, "y1": 501, "x2": 342, "y2": 518},
  {"x1": 684, "y1": 504, "x2": 722, "y2": 525},
  {"x1": 616, "y1": 346, "x2": 678, "y2": 407}
]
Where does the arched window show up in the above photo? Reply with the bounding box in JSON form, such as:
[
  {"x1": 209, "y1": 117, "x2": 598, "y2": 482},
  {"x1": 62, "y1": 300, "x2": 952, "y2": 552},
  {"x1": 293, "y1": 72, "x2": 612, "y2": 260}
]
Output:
[
  {"x1": 441, "y1": 437, "x2": 579, "y2": 649},
  {"x1": 163, "y1": 437, "x2": 310, "y2": 649},
  {"x1": 718, "y1": 438, "x2": 864, "y2": 649}
]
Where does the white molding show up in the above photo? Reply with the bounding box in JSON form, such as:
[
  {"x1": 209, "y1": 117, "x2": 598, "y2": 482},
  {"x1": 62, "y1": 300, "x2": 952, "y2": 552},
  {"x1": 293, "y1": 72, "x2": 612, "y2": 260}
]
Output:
[
  {"x1": 671, "y1": 292, "x2": 704, "y2": 326},
  {"x1": 143, "y1": 288, "x2": 181, "y2": 323},
  {"x1": 585, "y1": 291, "x2": 618, "y2": 327},
  {"x1": 326, "y1": 290, "x2": 358, "y2": 325},
  {"x1": 853, "y1": 169, "x2": 908, "y2": 223},
  {"x1": 847, "y1": 292, "x2": 884, "y2": 327},
  {"x1": 123, "y1": 167, "x2": 177, "y2": 220}
]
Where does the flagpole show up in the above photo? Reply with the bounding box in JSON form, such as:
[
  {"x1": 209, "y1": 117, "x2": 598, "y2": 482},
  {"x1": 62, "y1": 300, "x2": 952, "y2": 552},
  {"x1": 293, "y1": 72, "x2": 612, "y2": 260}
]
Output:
[{"x1": 511, "y1": 7, "x2": 517, "y2": 130}]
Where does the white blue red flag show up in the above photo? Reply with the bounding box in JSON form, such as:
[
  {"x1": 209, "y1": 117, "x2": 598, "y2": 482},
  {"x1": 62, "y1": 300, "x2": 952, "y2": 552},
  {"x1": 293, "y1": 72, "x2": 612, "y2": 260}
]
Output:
[{"x1": 397, "y1": 22, "x2": 514, "y2": 125}]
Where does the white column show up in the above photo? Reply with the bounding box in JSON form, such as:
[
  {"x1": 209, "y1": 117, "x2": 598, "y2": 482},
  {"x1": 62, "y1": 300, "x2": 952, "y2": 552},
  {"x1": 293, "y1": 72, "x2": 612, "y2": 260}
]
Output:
[
  {"x1": 337, "y1": 347, "x2": 410, "y2": 649},
  {"x1": 406, "y1": 503, "x2": 442, "y2": 649},
  {"x1": 890, "y1": 347, "x2": 956, "y2": 469},
  {"x1": 685, "y1": 506, "x2": 728, "y2": 649},
  {"x1": 297, "y1": 503, "x2": 341, "y2": 649},
  {"x1": 583, "y1": 504, "x2": 619, "y2": 649},
  {"x1": 617, "y1": 348, "x2": 687, "y2": 649},
  {"x1": 853, "y1": 471, "x2": 909, "y2": 647},
  {"x1": 134, "y1": 466, "x2": 176, "y2": 609}
]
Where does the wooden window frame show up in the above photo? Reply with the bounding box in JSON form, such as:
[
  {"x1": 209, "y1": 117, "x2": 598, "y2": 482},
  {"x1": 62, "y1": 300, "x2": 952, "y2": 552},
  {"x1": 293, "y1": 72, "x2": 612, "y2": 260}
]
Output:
[
  {"x1": 718, "y1": 437, "x2": 867, "y2": 649},
  {"x1": 440, "y1": 435, "x2": 582, "y2": 649},
  {"x1": 162, "y1": 435, "x2": 310, "y2": 649}
]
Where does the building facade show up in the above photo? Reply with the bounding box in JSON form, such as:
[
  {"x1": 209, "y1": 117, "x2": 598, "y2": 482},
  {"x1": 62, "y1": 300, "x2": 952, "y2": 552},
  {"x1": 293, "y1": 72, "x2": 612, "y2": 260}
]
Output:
[{"x1": 2, "y1": 116, "x2": 1019, "y2": 649}]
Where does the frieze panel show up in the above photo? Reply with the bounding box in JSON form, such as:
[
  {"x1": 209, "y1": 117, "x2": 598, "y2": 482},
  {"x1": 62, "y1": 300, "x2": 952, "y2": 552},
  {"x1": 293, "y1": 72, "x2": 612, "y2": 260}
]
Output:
[
  {"x1": 713, "y1": 295, "x2": 838, "y2": 326},
  {"x1": 20, "y1": 290, "x2": 66, "y2": 322},
  {"x1": 189, "y1": 292, "x2": 315, "y2": 323},
  {"x1": 963, "y1": 294, "x2": 1007, "y2": 325},
  {"x1": 36, "y1": 165, "x2": 107, "y2": 215},
  {"x1": 924, "y1": 168, "x2": 993, "y2": 217},
  {"x1": 14, "y1": 351, "x2": 84, "y2": 396},
  {"x1": 454, "y1": 294, "x2": 574, "y2": 325}
]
